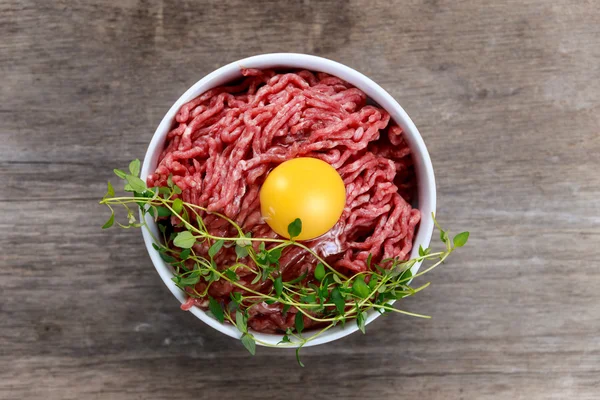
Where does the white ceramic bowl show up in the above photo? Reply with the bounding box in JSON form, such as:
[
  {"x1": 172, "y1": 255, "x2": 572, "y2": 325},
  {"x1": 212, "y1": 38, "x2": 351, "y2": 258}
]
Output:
[{"x1": 140, "y1": 53, "x2": 436, "y2": 347}]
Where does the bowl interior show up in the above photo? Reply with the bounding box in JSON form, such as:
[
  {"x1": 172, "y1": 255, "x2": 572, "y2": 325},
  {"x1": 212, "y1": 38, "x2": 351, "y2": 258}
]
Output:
[{"x1": 140, "y1": 53, "x2": 436, "y2": 347}]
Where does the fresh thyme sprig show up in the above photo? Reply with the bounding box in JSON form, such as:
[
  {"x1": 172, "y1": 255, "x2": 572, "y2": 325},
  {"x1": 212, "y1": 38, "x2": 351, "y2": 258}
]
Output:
[{"x1": 100, "y1": 159, "x2": 469, "y2": 366}]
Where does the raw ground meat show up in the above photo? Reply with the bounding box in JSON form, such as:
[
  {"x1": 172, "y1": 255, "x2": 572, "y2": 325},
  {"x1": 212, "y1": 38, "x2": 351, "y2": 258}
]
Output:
[{"x1": 147, "y1": 69, "x2": 420, "y2": 333}]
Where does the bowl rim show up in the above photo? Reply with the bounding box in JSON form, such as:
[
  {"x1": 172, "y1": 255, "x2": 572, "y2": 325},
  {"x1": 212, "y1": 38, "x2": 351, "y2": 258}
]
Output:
[{"x1": 140, "y1": 53, "x2": 436, "y2": 347}]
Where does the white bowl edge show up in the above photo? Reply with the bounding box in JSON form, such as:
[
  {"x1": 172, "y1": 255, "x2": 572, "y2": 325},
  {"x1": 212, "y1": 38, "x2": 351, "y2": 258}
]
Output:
[{"x1": 140, "y1": 53, "x2": 437, "y2": 348}]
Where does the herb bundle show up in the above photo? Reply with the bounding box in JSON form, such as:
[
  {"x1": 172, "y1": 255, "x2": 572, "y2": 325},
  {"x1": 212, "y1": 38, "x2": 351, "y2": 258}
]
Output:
[{"x1": 100, "y1": 159, "x2": 469, "y2": 365}]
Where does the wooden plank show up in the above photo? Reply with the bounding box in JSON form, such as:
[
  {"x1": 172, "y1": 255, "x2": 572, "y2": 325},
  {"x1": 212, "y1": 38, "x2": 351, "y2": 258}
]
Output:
[{"x1": 1, "y1": 0, "x2": 599, "y2": 399}]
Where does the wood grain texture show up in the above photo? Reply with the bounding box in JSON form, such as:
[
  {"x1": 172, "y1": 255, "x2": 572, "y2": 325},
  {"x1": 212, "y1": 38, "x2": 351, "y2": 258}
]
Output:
[{"x1": 1, "y1": 0, "x2": 599, "y2": 399}]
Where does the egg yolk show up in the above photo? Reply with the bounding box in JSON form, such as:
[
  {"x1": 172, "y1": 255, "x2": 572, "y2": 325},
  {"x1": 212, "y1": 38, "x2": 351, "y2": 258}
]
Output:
[{"x1": 260, "y1": 157, "x2": 346, "y2": 241}]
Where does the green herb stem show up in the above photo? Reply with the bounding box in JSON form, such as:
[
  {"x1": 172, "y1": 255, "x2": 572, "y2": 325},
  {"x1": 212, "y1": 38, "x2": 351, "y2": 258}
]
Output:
[{"x1": 100, "y1": 163, "x2": 469, "y2": 365}]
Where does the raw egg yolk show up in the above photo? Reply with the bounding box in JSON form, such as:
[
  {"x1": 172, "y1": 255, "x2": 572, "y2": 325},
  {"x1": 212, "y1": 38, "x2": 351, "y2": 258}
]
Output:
[{"x1": 260, "y1": 157, "x2": 346, "y2": 241}]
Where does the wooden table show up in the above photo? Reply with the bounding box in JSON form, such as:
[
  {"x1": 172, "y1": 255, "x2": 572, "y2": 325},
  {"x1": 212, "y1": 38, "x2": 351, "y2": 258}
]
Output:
[{"x1": 2, "y1": 1, "x2": 599, "y2": 399}]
